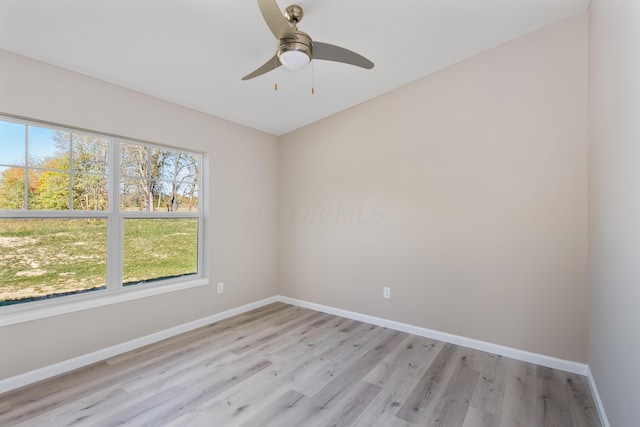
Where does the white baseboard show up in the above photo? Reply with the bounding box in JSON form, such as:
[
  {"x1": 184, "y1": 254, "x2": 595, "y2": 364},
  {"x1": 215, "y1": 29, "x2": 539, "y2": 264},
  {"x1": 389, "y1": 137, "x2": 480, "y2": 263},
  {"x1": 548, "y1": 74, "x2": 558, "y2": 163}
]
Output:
[
  {"x1": 585, "y1": 365, "x2": 611, "y2": 427},
  {"x1": 277, "y1": 295, "x2": 588, "y2": 376},
  {"x1": 0, "y1": 296, "x2": 278, "y2": 394}
]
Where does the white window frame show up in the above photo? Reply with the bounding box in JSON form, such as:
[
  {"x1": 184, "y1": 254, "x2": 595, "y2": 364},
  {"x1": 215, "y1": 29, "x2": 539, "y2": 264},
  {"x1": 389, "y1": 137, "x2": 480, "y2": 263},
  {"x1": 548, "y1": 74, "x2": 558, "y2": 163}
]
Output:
[{"x1": 0, "y1": 115, "x2": 207, "y2": 326}]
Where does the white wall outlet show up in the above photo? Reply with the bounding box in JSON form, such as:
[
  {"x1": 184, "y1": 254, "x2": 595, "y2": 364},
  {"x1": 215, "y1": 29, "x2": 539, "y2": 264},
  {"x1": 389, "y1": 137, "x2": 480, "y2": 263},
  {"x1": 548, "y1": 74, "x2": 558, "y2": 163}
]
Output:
[
  {"x1": 217, "y1": 282, "x2": 224, "y2": 294},
  {"x1": 383, "y1": 287, "x2": 391, "y2": 299}
]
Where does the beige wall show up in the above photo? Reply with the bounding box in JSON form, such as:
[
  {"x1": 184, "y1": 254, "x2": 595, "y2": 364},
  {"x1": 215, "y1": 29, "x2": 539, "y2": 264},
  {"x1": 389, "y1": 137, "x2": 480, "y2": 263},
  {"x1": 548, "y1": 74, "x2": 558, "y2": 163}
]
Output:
[
  {"x1": 279, "y1": 13, "x2": 589, "y2": 362},
  {"x1": 588, "y1": 0, "x2": 640, "y2": 425},
  {"x1": 0, "y1": 49, "x2": 279, "y2": 379}
]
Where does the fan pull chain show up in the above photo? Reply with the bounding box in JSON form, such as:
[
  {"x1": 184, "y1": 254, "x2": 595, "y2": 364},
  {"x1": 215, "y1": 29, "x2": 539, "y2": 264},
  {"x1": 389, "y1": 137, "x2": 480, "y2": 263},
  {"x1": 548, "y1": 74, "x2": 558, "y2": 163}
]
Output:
[
  {"x1": 274, "y1": 56, "x2": 279, "y2": 91},
  {"x1": 311, "y1": 60, "x2": 315, "y2": 95}
]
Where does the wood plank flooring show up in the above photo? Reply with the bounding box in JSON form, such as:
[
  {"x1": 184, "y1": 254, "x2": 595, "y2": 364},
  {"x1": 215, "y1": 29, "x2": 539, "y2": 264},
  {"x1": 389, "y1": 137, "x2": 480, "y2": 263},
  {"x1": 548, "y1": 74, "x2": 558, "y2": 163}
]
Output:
[{"x1": 0, "y1": 302, "x2": 601, "y2": 426}]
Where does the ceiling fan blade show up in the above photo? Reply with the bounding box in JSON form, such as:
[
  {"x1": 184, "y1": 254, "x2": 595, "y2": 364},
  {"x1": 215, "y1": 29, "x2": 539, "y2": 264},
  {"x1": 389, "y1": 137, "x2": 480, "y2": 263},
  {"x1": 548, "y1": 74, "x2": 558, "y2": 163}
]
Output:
[
  {"x1": 258, "y1": 0, "x2": 295, "y2": 40},
  {"x1": 312, "y1": 42, "x2": 374, "y2": 69},
  {"x1": 242, "y1": 55, "x2": 281, "y2": 80}
]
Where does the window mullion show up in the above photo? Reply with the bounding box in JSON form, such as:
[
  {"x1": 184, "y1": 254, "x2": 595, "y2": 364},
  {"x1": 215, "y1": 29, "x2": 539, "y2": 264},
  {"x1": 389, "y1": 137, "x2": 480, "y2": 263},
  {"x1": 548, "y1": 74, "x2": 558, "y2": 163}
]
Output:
[
  {"x1": 69, "y1": 132, "x2": 74, "y2": 210},
  {"x1": 24, "y1": 125, "x2": 29, "y2": 209},
  {"x1": 198, "y1": 154, "x2": 205, "y2": 279},
  {"x1": 147, "y1": 149, "x2": 152, "y2": 212},
  {"x1": 106, "y1": 138, "x2": 123, "y2": 292}
]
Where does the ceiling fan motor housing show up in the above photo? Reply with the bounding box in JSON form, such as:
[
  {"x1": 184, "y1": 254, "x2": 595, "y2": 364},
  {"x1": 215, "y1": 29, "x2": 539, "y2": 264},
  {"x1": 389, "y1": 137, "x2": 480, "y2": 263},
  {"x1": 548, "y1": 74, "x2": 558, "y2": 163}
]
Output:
[{"x1": 277, "y1": 31, "x2": 312, "y2": 69}]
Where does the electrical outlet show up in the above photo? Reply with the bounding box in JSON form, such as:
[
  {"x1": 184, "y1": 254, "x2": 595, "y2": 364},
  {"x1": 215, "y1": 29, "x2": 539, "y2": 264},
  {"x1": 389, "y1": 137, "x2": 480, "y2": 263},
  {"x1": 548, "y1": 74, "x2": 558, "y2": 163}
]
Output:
[
  {"x1": 383, "y1": 287, "x2": 391, "y2": 299},
  {"x1": 217, "y1": 282, "x2": 224, "y2": 294}
]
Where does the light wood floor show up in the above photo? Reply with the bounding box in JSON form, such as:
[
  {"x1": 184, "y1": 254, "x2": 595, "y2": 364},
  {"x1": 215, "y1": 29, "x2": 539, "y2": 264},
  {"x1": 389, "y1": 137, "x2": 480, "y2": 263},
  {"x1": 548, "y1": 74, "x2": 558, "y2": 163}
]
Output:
[{"x1": 0, "y1": 302, "x2": 601, "y2": 426}]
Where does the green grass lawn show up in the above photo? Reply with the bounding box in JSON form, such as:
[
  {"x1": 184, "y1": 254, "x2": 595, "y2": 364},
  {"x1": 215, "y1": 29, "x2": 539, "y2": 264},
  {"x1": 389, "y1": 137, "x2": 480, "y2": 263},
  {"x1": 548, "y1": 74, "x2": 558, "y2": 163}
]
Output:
[
  {"x1": 123, "y1": 218, "x2": 197, "y2": 285},
  {"x1": 0, "y1": 218, "x2": 197, "y2": 306}
]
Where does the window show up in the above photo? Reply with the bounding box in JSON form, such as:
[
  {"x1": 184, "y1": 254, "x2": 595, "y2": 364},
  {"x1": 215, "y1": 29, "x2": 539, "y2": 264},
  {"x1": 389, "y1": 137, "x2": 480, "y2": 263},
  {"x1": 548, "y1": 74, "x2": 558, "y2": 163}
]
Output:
[{"x1": 0, "y1": 116, "x2": 204, "y2": 309}]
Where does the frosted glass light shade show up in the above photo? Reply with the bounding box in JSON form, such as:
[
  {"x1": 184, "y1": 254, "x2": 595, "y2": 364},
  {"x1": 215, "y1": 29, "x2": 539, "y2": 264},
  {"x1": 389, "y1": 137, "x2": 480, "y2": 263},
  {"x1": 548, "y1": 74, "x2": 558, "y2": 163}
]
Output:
[{"x1": 279, "y1": 50, "x2": 311, "y2": 70}]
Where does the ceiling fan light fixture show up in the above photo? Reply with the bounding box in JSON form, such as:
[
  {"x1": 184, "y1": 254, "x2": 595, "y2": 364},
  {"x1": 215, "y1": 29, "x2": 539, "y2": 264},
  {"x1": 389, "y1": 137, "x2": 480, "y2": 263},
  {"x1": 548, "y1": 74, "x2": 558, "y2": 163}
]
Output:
[
  {"x1": 278, "y1": 49, "x2": 310, "y2": 70},
  {"x1": 277, "y1": 31, "x2": 312, "y2": 71}
]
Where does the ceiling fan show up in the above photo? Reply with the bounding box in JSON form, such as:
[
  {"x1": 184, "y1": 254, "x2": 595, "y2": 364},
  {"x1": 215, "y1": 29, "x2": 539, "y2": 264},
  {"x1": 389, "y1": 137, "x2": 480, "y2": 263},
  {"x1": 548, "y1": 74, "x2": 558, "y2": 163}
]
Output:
[{"x1": 242, "y1": 0, "x2": 374, "y2": 80}]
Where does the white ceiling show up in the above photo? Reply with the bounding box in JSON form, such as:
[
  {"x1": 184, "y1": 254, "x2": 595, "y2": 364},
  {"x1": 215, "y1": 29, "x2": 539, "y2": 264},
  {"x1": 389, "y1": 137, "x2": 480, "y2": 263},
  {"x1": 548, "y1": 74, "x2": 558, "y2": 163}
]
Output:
[{"x1": 0, "y1": 0, "x2": 588, "y2": 136}]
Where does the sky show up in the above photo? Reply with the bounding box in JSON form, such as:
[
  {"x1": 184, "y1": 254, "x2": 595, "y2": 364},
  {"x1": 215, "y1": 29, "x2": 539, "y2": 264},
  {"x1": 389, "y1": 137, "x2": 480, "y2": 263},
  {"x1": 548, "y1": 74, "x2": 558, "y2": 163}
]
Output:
[{"x1": 0, "y1": 119, "x2": 66, "y2": 167}]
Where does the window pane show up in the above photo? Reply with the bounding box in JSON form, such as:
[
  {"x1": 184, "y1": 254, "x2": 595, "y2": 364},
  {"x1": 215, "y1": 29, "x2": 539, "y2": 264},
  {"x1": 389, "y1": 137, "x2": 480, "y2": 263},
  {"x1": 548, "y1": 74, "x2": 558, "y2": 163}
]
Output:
[
  {"x1": 123, "y1": 218, "x2": 198, "y2": 286},
  {"x1": 121, "y1": 143, "x2": 149, "y2": 179},
  {"x1": 0, "y1": 120, "x2": 26, "y2": 166},
  {"x1": 150, "y1": 180, "x2": 185, "y2": 212},
  {"x1": 184, "y1": 185, "x2": 199, "y2": 211},
  {"x1": 150, "y1": 180, "x2": 168, "y2": 212},
  {"x1": 120, "y1": 177, "x2": 150, "y2": 211},
  {"x1": 29, "y1": 126, "x2": 70, "y2": 170},
  {"x1": 72, "y1": 133, "x2": 108, "y2": 173},
  {"x1": 163, "y1": 151, "x2": 198, "y2": 184},
  {"x1": 0, "y1": 218, "x2": 107, "y2": 306},
  {"x1": 28, "y1": 170, "x2": 70, "y2": 210},
  {"x1": 0, "y1": 166, "x2": 26, "y2": 209},
  {"x1": 150, "y1": 147, "x2": 170, "y2": 181},
  {"x1": 155, "y1": 180, "x2": 198, "y2": 212},
  {"x1": 73, "y1": 173, "x2": 108, "y2": 210}
]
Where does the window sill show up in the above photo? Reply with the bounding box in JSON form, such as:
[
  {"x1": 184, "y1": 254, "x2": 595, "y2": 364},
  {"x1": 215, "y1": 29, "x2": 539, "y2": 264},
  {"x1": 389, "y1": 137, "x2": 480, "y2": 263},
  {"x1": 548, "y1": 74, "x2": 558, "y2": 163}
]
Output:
[{"x1": 0, "y1": 278, "x2": 209, "y2": 327}]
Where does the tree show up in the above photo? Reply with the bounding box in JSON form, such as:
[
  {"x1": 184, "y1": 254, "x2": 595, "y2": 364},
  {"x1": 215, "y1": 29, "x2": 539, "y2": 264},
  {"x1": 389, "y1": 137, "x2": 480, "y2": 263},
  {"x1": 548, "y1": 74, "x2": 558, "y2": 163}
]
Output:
[
  {"x1": 120, "y1": 144, "x2": 198, "y2": 212},
  {"x1": 0, "y1": 167, "x2": 26, "y2": 209},
  {"x1": 164, "y1": 152, "x2": 198, "y2": 212},
  {"x1": 72, "y1": 173, "x2": 107, "y2": 211},
  {"x1": 69, "y1": 133, "x2": 108, "y2": 211},
  {"x1": 121, "y1": 143, "x2": 175, "y2": 211},
  {"x1": 30, "y1": 172, "x2": 69, "y2": 210}
]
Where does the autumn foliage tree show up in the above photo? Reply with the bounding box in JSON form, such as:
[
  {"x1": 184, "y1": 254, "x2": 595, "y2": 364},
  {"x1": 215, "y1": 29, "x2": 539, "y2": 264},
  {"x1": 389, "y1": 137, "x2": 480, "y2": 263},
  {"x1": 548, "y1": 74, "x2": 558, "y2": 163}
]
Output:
[{"x1": 0, "y1": 166, "x2": 27, "y2": 209}]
